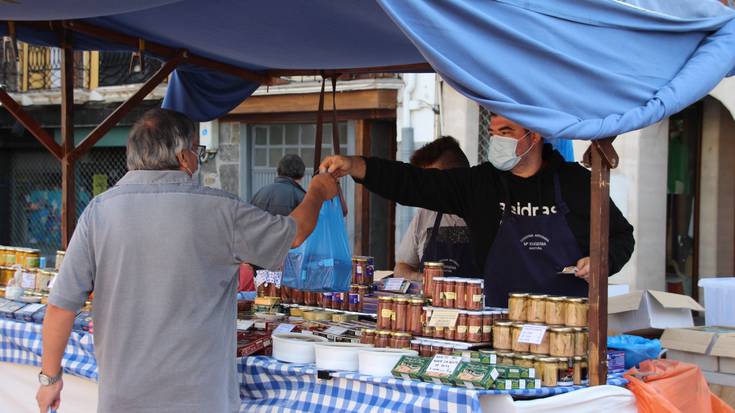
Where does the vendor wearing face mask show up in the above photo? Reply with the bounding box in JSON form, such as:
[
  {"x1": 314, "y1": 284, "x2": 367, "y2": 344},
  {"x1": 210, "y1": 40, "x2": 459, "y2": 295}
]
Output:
[{"x1": 320, "y1": 114, "x2": 634, "y2": 306}]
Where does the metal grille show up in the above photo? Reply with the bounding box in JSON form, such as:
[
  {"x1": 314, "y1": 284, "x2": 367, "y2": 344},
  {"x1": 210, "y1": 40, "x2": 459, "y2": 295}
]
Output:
[
  {"x1": 478, "y1": 105, "x2": 491, "y2": 164},
  {"x1": 8, "y1": 148, "x2": 127, "y2": 257}
]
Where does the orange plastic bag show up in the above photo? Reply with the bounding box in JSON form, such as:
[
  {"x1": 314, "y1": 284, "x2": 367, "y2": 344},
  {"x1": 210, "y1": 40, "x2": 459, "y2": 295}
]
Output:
[{"x1": 625, "y1": 359, "x2": 734, "y2": 413}]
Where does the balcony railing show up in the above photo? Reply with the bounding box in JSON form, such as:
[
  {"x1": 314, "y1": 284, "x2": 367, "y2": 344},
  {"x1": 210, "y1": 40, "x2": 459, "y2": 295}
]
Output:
[{"x1": 0, "y1": 40, "x2": 162, "y2": 93}]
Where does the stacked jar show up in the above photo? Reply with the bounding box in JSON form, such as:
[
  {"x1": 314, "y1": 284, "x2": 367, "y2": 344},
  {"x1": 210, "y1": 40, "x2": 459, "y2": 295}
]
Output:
[{"x1": 352, "y1": 256, "x2": 375, "y2": 288}]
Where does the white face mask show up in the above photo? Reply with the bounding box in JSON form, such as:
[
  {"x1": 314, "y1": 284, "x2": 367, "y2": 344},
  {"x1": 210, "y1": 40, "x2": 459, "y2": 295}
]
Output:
[{"x1": 488, "y1": 132, "x2": 535, "y2": 171}]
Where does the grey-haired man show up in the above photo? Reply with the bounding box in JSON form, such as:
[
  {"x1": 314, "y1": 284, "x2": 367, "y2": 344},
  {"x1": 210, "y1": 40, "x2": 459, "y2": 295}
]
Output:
[{"x1": 36, "y1": 108, "x2": 338, "y2": 413}]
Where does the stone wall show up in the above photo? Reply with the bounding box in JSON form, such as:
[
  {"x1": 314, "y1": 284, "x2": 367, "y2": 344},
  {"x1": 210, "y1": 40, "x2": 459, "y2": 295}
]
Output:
[{"x1": 201, "y1": 121, "x2": 242, "y2": 197}]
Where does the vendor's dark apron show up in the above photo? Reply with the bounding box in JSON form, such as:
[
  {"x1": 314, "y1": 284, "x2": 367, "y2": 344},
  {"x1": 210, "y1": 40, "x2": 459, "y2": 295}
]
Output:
[
  {"x1": 420, "y1": 212, "x2": 479, "y2": 276},
  {"x1": 484, "y1": 174, "x2": 587, "y2": 307}
]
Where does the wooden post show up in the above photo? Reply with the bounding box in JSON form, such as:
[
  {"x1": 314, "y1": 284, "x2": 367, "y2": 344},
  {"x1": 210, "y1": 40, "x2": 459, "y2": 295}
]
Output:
[
  {"x1": 0, "y1": 88, "x2": 63, "y2": 160},
  {"x1": 60, "y1": 31, "x2": 76, "y2": 248},
  {"x1": 584, "y1": 137, "x2": 618, "y2": 386}
]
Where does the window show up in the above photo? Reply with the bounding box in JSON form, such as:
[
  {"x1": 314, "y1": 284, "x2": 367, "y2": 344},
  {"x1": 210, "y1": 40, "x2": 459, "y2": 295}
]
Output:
[{"x1": 251, "y1": 123, "x2": 348, "y2": 169}]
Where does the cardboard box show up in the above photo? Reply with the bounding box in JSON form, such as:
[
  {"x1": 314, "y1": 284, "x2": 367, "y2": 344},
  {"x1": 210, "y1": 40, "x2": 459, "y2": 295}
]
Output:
[
  {"x1": 608, "y1": 290, "x2": 704, "y2": 335},
  {"x1": 661, "y1": 326, "x2": 735, "y2": 374}
]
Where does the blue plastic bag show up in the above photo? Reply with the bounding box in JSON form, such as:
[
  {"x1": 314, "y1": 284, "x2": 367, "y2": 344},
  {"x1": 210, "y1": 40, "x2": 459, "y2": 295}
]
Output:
[
  {"x1": 283, "y1": 197, "x2": 352, "y2": 292},
  {"x1": 607, "y1": 335, "x2": 662, "y2": 369}
]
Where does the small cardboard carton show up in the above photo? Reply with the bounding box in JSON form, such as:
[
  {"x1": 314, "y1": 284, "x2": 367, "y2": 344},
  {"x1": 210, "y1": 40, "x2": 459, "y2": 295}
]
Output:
[
  {"x1": 660, "y1": 326, "x2": 735, "y2": 374},
  {"x1": 608, "y1": 290, "x2": 704, "y2": 335}
]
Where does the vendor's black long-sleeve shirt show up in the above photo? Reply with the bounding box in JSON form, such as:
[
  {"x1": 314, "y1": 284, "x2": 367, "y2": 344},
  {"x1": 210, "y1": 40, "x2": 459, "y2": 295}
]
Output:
[{"x1": 361, "y1": 145, "x2": 634, "y2": 275}]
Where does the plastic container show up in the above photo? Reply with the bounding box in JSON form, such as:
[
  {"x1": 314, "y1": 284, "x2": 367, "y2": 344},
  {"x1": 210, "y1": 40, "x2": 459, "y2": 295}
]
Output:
[{"x1": 698, "y1": 277, "x2": 735, "y2": 327}]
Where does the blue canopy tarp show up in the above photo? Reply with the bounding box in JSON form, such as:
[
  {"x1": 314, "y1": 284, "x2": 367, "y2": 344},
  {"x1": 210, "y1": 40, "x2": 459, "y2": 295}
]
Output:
[{"x1": 2, "y1": 0, "x2": 735, "y2": 142}]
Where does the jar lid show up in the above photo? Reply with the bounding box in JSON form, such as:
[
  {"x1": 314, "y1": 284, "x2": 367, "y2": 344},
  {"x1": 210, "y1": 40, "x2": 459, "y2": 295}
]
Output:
[
  {"x1": 377, "y1": 330, "x2": 392, "y2": 336},
  {"x1": 529, "y1": 294, "x2": 548, "y2": 299},
  {"x1": 519, "y1": 354, "x2": 536, "y2": 360},
  {"x1": 566, "y1": 297, "x2": 588, "y2": 303},
  {"x1": 433, "y1": 277, "x2": 446, "y2": 282},
  {"x1": 352, "y1": 257, "x2": 369, "y2": 262},
  {"x1": 497, "y1": 352, "x2": 516, "y2": 357},
  {"x1": 573, "y1": 356, "x2": 587, "y2": 361},
  {"x1": 572, "y1": 327, "x2": 589, "y2": 332},
  {"x1": 393, "y1": 332, "x2": 411, "y2": 337},
  {"x1": 466, "y1": 311, "x2": 485, "y2": 316},
  {"x1": 540, "y1": 357, "x2": 559, "y2": 362},
  {"x1": 444, "y1": 278, "x2": 456, "y2": 283},
  {"x1": 424, "y1": 262, "x2": 444, "y2": 268},
  {"x1": 493, "y1": 320, "x2": 513, "y2": 326},
  {"x1": 394, "y1": 297, "x2": 409, "y2": 303},
  {"x1": 547, "y1": 296, "x2": 567, "y2": 302},
  {"x1": 478, "y1": 349, "x2": 496, "y2": 354},
  {"x1": 357, "y1": 285, "x2": 369, "y2": 290},
  {"x1": 378, "y1": 296, "x2": 394, "y2": 302},
  {"x1": 509, "y1": 292, "x2": 529, "y2": 297},
  {"x1": 410, "y1": 298, "x2": 425, "y2": 304},
  {"x1": 550, "y1": 327, "x2": 574, "y2": 332},
  {"x1": 411, "y1": 339, "x2": 422, "y2": 344},
  {"x1": 557, "y1": 357, "x2": 570, "y2": 362}
]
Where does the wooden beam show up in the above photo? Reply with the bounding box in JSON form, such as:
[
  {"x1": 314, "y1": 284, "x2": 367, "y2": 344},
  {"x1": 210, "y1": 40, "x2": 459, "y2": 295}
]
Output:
[
  {"x1": 57, "y1": 20, "x2": 278, "y2": 85},
  {"x1": 588, "y1": 137, "x2": 618, "y2": 386},
  {"x1": 230, "y1": 89, "x2": 398, "y2": 115},
  {"x1": 222, "y1": 109, "x2": 396, "y2": 124},
  {"x1": 0, "y1": 88, "x2": 63, "y2": 160},
  {"x1": 268, "y1": 63, "x2": 433, "y2": 77},
  {"x1": 70, "y1": 52, "x2": 186, "y2": 161},
  {"x1": 60, "y1": 31, "x2": 76, "y2": 248}
]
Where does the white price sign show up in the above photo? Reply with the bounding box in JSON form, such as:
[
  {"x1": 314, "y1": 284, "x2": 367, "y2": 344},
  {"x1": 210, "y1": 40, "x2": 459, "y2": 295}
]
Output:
[
  {"x1": 236, "y1": 319, "x2": 255, "y2": 331},
  {"x1": 517, "y1": 324, "x2": 548, "y2": 345},
  {"x1": 383, "y1": 277, "x2": 406, "y2": 292},
  {"x1": 273, "y1": 323, "x2": 296, "y2": 334},
  {"x1": 324, "y1": 326, "x2": 348, "y2": 336},
  {"x1": 425, "y1": 355, "x2": 462, "y2": 376}
]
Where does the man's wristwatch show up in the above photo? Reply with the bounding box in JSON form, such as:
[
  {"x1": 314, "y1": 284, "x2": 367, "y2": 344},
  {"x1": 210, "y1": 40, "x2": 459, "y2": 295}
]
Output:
[{"x1": 38, "y1": 370, "x2": 62, "y2": 386}]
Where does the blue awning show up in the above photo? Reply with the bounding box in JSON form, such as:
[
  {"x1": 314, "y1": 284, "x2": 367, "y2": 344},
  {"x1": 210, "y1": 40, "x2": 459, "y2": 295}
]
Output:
[{"x1": 2, "y1": 0, "x2": 735, "y2": 141}]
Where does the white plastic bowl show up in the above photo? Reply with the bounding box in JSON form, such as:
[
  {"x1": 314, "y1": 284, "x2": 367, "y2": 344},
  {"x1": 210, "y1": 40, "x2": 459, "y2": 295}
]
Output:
[
  {"x1": 272, "y1": 333, "x2": 328, "y2": 364},
  {"x1": 314, "y1": 342, "x2": 374, "y2": 371},
  {"x1": 358, "y1": 348, "x2": 419, "y2": 377}
]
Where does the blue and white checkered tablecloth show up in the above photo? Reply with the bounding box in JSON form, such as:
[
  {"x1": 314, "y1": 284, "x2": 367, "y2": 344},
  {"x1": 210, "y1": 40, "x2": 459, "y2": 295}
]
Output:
[
  {"x1": 0, "y1": 318, "x2": 98, "y2": 380},
  {"x1": 238, "y1": 356, "x2": 628, "y2": 413}
]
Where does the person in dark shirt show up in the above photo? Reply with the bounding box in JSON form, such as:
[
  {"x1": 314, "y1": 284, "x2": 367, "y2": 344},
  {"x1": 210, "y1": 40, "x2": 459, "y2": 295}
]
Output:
[
  {"x1": 320, "y1": 115, "x2": 635, "y2": 306},
  {"x1": 251, "y1": 154, "x2": 307, "y2": 216}
]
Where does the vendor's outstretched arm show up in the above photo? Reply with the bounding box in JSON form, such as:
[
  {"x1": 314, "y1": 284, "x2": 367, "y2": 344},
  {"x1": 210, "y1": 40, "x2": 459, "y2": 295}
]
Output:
[
  {"x1": 321, "y1": 155, "x2": 476, "y2": 217},
  {"x1": 289, "y1": 173, "x2": 339, "y2": 247}
]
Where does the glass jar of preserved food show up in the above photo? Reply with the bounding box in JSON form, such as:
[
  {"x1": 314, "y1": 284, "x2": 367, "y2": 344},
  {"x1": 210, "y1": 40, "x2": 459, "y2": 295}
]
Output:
[
  {"x1": 466, "y1": 280, "x2": 484, "y2": 310},
  {"x1": 444, "y1": 278, "x2": 457, "y2": 308},
  {"x1": 280, "y1": 285, "x2": 292, "y2": 304},
  {"x1": 423, "y1": 262, "x2": 443, "y2": 300},
  {"x1": 394, "y1": 297, "x2": 408, "y2": 332},
  {"x1": 481, "y1": 310, "x2": 493, "y2": 342},
  {"x1": 455, "y1": 279, "x2": 467, "y2": 309},
  {"x1": 508, "y1": 293, "x2": 529, "y2": 321},
  {"x1": 445, "y1": 323, "x2": 456, "y2": 341},
  {"x1": 467, "y1": 311, "x2": 483, "y2": 343},
  {"x1": 394, "y1": 332, "x2": 411, "y2": 349},
  {"x1": 497, "y1": 351, "x2": 515, "y2": 366},
  {"x1": 456, "y1": 311, "x2": 468, "y2": 342},
  {"x1": 540, "y1": 357, "x2": 559, "y2": 387},
  {"x1": 376, "y1": 330, "x2": 391, "y2": 348},
  {"x1": 55, "y1": 250, "x2": 65, "y2": 270},
  {"x1": 573, "y1": 327, "x2": 588, "y2": 356},
  {"x1": 378, "y1": 296, "x2": 394, "y2": 330},
  {"x1": 25, "y1": 249, "x2": 41, "y2": 268},
  {"x1": 433, "y1": 326, "x2": 445, "y2": 339},
  {"x1": 352, "y1": 257, "x2": 368, "y2": 285},
  {"x1": 557, "y1": 357, "x2": 574, "y2": 386},
  {"x1": 331, "y1": 292, "x2": 344, "y2": 309},
  {"x1": 441, "y1": 344, "x2": 453, "y2": 355},
  {"x1": 409, "y1": 298, "x2": 424, "y2": 335},
  {"x1": 420, "y1": 341, "x2": 432, "y2": 357},
  {"x1": 511, "y1": 323, "x2": 531, "y2": 353},
  {"x1": 433, "y1": 277, "x2": 445, "y2": 307},
  {"x1": 348, "y1": 292, "x2": 360, "y2": 312},
  {"x1": 545, "y1": 296, "x2": 567, "y2": 325},
  {"x1": 321, "y1": 292, "x2": 332, "y2": 308},
  {"x1": 291, "y1": 288, "x2": 304, "y2": 305},
  {"x1": 361, "y1": 329, "x2": 376, "y2": 345},
  {"x1": 492, "y1": 320, "x2": 513, "y2": 351},
  {"x1": 549, "y1": 327, "x2": 575, "y2": 357},
  {"x1": 529, "y1": 324, "x2": 550, "y2": 355},
  {"x1": 564, "y1": 297, "x2": 588, "y2": 327},
  {"x1": 527, "y1": 294, "x2": 548, "y2": 323},
  {"x1": 422, "y1": 306, "x2": 434, "y2": 337},
  {"x1": 357, "y1": 285, "x2": 369, "y2": 312},
  {"x1": 411, "y1": 339, "x2": 421, "y2": 352},
  {"x1": 573, "y1": 356, "x2": 588, "y2": 385}
]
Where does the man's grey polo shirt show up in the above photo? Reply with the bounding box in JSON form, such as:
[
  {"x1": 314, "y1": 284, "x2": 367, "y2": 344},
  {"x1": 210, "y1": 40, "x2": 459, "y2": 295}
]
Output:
[{"x1": 48, "y1": 170, "x2": 296, "y2": 413}]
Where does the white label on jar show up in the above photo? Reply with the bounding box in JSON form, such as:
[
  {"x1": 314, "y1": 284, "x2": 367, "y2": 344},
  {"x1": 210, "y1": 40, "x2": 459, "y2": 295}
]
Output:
[
  {"x1": 518, "y1": 324, "x2": 548, "y2": 345},
  {"x1": 21, "y1": 272, "x2": 35, "y2": 289},
  {"x1": 357, "y1": 266, "x2": 363, "y2": 274},
  {"x1": 472, "y1": 294, "x2": 483, "y2": 302},
  {"x1": 528, "y1": 367, "x2": 536, "y2": 379}
]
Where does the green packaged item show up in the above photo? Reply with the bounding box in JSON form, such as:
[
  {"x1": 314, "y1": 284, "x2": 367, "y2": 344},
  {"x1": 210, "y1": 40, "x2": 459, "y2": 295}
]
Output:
[
  {"x1": 452, "y1": 350, "x2": 481, "y2": 363},
  {"x1": 493, "y1": 378, "x2": 542, "y2": 390},
  {"x1": 421, "y1": 354, "x2": 463, "y2": 385},
  {"x1": 392, "y1": 356, "x2": 430, "y2": 381},
  {"x1": 478, "y1": 350, "x2": 497, "y2": 365},
  {"x1": 450, "y1": 362, "x2": 500, "y2": 390},
  {"x1": 494, "y1": 364, "x2": 536, "y2": 379}
]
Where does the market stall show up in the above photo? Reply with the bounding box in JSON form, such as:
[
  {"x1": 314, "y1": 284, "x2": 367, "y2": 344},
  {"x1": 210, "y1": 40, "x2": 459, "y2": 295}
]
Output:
[{"x1": 2, "y1": 1, "x2": 735, "y2": 412}]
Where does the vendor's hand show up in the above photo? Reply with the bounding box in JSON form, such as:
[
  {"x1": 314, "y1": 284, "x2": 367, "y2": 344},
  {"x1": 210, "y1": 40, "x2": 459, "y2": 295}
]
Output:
[
  {"x1": 575, "y1": 257, "x2": 590, "y2": 282},
  {"x1": 36, "y1": 379, "x2": 63, "y2": 413},
  {"x1": 308, "y1": 173, "x2": 339, "y2": 202},
  {"x1": 320, "y1": 155, "x2": 366, "y2": 180}
]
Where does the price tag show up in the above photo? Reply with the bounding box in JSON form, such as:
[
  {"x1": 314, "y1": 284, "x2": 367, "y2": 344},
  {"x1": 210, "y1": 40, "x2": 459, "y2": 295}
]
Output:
[
  {"x1": 324, "y1": 326, "x2": 348, "y2": 336},
  {"x1": 236, "y1": 319, "x2": 255, "y2": 331},
  {"x1": 273, "y1": 323, "x2": 296, "y2": 334},
  {"x1": 21, "y1": 272, "x2": 36, "y2": 289},
  {"x1": 428, "y1": 309, "x2": 460, "y2": 328},
  {"x1": 518, "y1": 324, "x2": 548, "y2": 345},
  {"x1": 424, "y1": 355, "x2": 462, "y2": 376},
  {"x1": 384, "y1": 277, "x2": 406, "y2": 292}
]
